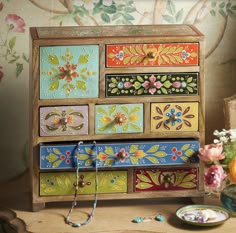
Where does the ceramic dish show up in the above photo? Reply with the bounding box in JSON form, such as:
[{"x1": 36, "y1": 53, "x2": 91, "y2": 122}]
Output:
[{"x1": 176, "y1": 204, "x2": 231, "y2": 226}]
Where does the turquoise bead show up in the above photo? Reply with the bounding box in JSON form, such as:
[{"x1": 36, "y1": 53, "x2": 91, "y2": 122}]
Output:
[
  {"x1": 132, "y1": 217, "x2": 144, "y2": 223},
  {"x1": 155, "y1": 214, "x2": 165, "y2": 222}
]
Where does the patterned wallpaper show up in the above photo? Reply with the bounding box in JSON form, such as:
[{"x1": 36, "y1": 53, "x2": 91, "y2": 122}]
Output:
[{"x1": 0, "y1": 0, "x2": 235, "y2": 181}]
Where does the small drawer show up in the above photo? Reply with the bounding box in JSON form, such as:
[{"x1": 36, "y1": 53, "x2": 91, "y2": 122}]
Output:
[
  {"x1": 40, "y1": 45, "x2": 99, "y2": 99},
  {"x1": 40, "y1": 140, "x2": 199, "y2": 169},
  {"x1": 95, "y1": 104, "x2": 143, "y2": 134},
  {"x1": 106, "y1": 43, "x2": 198, "y2": 67},
  {"x1": 40, "y1": 105, "x2": 88, "y2": 136},
  {"x1": 135, "y1": 167, "x2": 198, "y2": 192},
  {"x1": 106, "y1": 73, "x2": 198, "y2": 97},
  {"x1": 40, "y1": 171, "x2": 127, "y2": 196},
  {"x1": 151, "y1": 102, "x2": 198, "y2": 132}
]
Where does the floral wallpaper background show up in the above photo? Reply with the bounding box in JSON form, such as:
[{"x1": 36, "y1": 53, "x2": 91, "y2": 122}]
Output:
[{"x1": 0, "y1": 0, "x2": 235, "y2": 181}]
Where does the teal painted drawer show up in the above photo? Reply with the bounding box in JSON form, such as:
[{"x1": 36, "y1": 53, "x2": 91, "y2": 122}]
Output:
[
  {"x1": 39, "y1": 45, "x2": 99, "y2": 99},
  {"x1": 95, "y1": 104, "x2": 143, "y2": 134}
]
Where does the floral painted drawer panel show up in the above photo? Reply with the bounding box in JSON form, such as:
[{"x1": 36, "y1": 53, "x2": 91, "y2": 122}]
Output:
[
  {"x1": 106, "y1": 73, "x2": 198, "y2": 97},
  {"x1": 40, "y1": 106, "x2": 88, "y2": 136},
  {"x1": 39, "y1": 140, "x2": 199, "y2": 169},
  {"x1": 40, "y1": 45, "x2": 99, "y2": 99},
  {"x1": 151, "y1": 102, "x2": 198, "y2": 132},
  {"x1": 106, "y1": 43, "x2": 198, "y2": 67},
  {"x1": 135, "y1": 167, "x2": 198, "y2": 192},
  {"x1": 40, "y1": 171, "x2": 127, "y2": 196},
  {"x1": 95, "y1": 104, "x2": 143, "y2": 134}
]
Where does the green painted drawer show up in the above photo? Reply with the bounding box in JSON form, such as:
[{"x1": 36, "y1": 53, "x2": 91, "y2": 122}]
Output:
[{"x1": 40, "y1": 171, "x2": 127, "y2": 196}]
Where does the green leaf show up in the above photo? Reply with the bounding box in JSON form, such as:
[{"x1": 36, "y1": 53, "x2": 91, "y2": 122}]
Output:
[
  {"x1": 97, "y1": 107, "x2": 107, "y2": 115},
  {"x1": 78, "y1": 154, "x2": 89, "y2": 160},
  {"x1": 121, "y1": 105, "x2": 129, "y2": 114},
  {"x1": 181, "y1": 144, "x2": 190, "y2": 151},
  {"x1": 178, "y1": 181, "x2": 196, "y2": 188},
  {"x1": 122, "y1": 123, "x2": 128, "y2": 132},
  {"x1": 85, "y1": 147, "x2": 96, "y2": 156},
  {"x1": 111, "y1": 87, "x2": 118, "y2": 93},
  {"x1": 46, "y1": 153, "x2": 58, "y2": 163},
  {"x1": 146, "y1": 171, "x2": 160, "y2": 185},
  {"x1": 130, "y1": 123, "x2": 141, "y2": 131},
  {"x1": 16, "y1": 63, "x2": 23, "y2": 78},
  {"x1": 53, "y1": 160, "x2": 63, "y2": 168},
  {"x1": 77, "y1": 80, "x2": 86, "y2": 90},
  {"x1": 85, "y1": 159, "x2": 93, "y2": 167},
  {"x1": 219, "y1": 2, "x2": 225, "y2": 8},
  {"x1": 48, "y1": 55, "x2": 59, "y2": 65},
  {"x1": 210, "y1": 9, "x2": 216, "y2": 16},
  {"x1": 227, "y1": 9, "x2": 236, "y2": 19},
  {"x1": 163, "y1": 80, "x2": 172, "y2": 88},
  {"x1": 129, "y1": 145, "x2": 138, "y2": 153},
  {"x1": 133, "y1": 81, "x2": 142, "y2": 89},
  {"x1": 109, "y1": 105, "x2": 116, "y2": 115},
  {"x1": 130, "y1": 156, "x2": 139, "y2": 165},
  {"x1": 147, "y1": 145, "x2": 159, "y2": 153},
  {"x1": 136, "y1": 182, "x2": 153, "y2": 189},
  {"x1": 104, "y1": 146, "x2": 114, "y2": 156},
  {"x1": 101, "y1": 12, "x2": 110, "y2": 22},
  {"x1": 182, "y1": 174, "x2": 196, "y2": 183},
  {"x1": 8, "y1": 36, "x2": 16, "y2": 50},
  {"x1": 137, "y1": 174, "x2": 152, "y2": 183},
  {"x1": 161, "y1": 87, "x2": 168, "y2": 94},
  {"x1": 162, "y1": 14, "x2": 174, "y2": 23},
  {"x1": 112, "y1": 13, "x2": 123, "y2": 21},
  {"x1": 78, "y1": 54, "x2": 89, "y2": 64},
  {"x1": 123, "y1": 13, "x2": 135, "y2": 21},
  {"x1": 124, "y1": 6, "x2": 136, "y2": 13},
  {"x1": 53, "y1": 148, "x2": 62, "y2": 155},
  {"x1": 105, "y1": 158, "x2": 114, "y2": 166},
  {"x1": 154, "y1": 151, "x2": 167, "y2": 157},
  {"x1": 167, "y1": 0, "x2": 176, "y2": 15},
  {"x1": 146, "y1": 156, "x2": 159, "y2": 164},
  {"x1": 175, "y1": 9, "x2": 184, "y2": 22},
  {"x1": 103, "y1": 5, "x2": 116, "y2": 14}
]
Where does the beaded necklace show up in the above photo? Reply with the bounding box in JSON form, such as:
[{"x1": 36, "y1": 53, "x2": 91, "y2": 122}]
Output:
[{"x1": 65, "y1": 141, "x2": 98, "y2": 227}]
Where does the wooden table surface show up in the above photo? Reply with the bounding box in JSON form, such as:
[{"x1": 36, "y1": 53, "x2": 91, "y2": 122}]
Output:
[{"x1": 0, "y1": 171, "x2": 235, "y2": 233}]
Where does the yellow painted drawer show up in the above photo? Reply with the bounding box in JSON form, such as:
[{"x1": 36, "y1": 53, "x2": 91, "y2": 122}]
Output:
[
  {"x1": 40, "y1": 171, "x2": 127, "y2": 196},
  {"x1": 151, "y1": 102, "x2": 198, "y2": 132}
]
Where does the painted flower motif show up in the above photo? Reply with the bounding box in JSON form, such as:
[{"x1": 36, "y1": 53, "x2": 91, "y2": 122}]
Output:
[
  {"x1": 73, "y1": 175, "x2": 91, "y2": 187},
  {"x1": 124, "y1": 82, "x2": 132, "y2": 88},
  {"x1": 116, "y1": 148, "x2": 129, "y2": 162},
  {"x1": 58, "y1": 62, "x2": 79, "y2": 82},
  {"x1": 142, "y1": 75, "x2": 162, "y2": 95},
  {"x1": 134, "y1": 150, "x2": 146, "y2": 158},
  {"x1": 172, "y1": 147, "x2": 182, "y2": 156},
  {"x1": 114, "y1": 112, "x2": 126, "y2": 126},
  {"x1": 181, "y1": 50, "x2": 190, "y2": 60},
  {"x1": 165, "y1": 108, "x2": 182, "y2": 126},
  {"x1": 204, "y1": 165, "x2": 227, "y2": 190},
  {"x1": 0, "y1": 66, "x2": 4, "y2": 82},
  {"x1": 98, "y1": 152, "x2": 108, "y2": 161},
  {"x1": 198, "y1": 143, "x2": 225, "y2": 163},
  {"x1": 73, "y1": 0, "x2": 99, "y2": 10},
  {"x1": 5, "y1": 14, "x2": 25, "y2": 33},
  {"x1": 115, "y1": 50, "x2": 124, "y2": 61}
]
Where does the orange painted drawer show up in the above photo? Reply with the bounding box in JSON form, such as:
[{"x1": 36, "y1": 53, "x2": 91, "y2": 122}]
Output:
[
  {"x1": 151, "y1": 102, "x2": 198, "y2": 132},
  {"x1": 106, "y1": 43, "x2": 198, "y2": 67}
]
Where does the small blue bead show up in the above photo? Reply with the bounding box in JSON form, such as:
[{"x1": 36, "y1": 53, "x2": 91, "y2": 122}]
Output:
[
  {"x1": 132, "y1": 217, "x2": 144, "y2": 223},
  {"x1": 72, "y1": 223, "x2": 81, "y2": 227},
  {"x1": 155, "y1": 215, "x2": 165, "y2": 222}
]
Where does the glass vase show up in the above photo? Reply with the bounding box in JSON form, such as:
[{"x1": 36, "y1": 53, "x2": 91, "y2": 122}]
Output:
[{"x1": 220, "y1": 184, "x2": 236, "y2": 216}]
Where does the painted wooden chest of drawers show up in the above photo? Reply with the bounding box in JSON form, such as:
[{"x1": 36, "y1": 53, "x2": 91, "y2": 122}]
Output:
[{"x1": 30, "y1": 24, "x2": 205, "y2": 211}]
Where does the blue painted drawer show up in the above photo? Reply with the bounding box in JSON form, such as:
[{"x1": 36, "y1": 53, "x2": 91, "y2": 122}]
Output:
[
  {"x1": 40, "y1": 140, "x2": 199, "y2": 169},
  {"x1": 39, "y1": 45, "x2": 99, "y2": 99},
  {"x1": 95, "y1": 103, "x2": 143, "y2": 134}
]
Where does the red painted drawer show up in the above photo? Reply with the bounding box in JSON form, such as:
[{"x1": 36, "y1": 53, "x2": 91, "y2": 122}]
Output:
[
  {"x1": 106, "y1": 43, "x2": 198, "y2": 67},
  {"x1": 135, "y1": 167, "x2": 198, "y2": 192}
]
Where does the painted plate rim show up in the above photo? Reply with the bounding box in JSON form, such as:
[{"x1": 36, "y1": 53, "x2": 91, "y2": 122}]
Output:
[{"x1": 176, "y1": 204, "x2": 231, "y2": 227}]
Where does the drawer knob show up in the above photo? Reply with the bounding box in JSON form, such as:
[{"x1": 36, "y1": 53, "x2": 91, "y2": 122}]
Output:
[
  {"x1": 146, "y1": 51, "x2": 156, "y2": 59},
  {"x1": 79, "y1": 180, "x2": 86, "y2": 187},
  {"x1": 115, "y1": 116, "x2": 124, "y2": 124},
  {"x1": 117, "y1": 151, "x2": 126, "y2": 159},
  {"x1": 60, "y1": 117, "x2": 68, "y2": 125}
]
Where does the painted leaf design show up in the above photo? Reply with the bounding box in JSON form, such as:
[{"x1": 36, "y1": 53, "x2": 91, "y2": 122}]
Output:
[
  {"x1": 161, "y1": 87, "x2": 168, "y2": 94},
  {"x1": 175, "y1": 105, "x2": 182, "y2": 111},
  {"x1": 185, "y1": 149, "x2": 195, "y2": 157},
  {"x1": 137, "y1": 88, "x2": 144, "y2": 95},
  {"x1": 109, "y1": 105, "x2": 116, "y2": 115},
  {"x1": 122, "y1": 123, "x2": 128, "y2": 132},
  {"x1": 130, "y1": 123, "x2": 141, "y2": 131},
  {"x1": 46, "y1": 153, "x2": 58, "y2": 163},
  {"x1": 108, "y1": 53, "x2": 115, "y2": 58},
  {"x1": 147, "y1": 145, "x2": 159, "y2": 153},
  {"x1": 169, "y1": 56, "x2": 177, "y2": 64},
  {"x1": 187, "y1": 77, "x2": 193, "y2": 83},
  {"x1": 48, "y1": 55, "x2": 59, "y2": 65},
  {"x1": 129, "y1": 145, "x2": 138, "y2": 153},
  {"x1": 155, "y1": 121, "x2": 163, "y2": 129},
  {"x1": 105, "y1": 158, "x2": 113, "y2": 166},
  {"x1": 53, "y1": 148, "x2": 62, "y2": 155},
  {"x1": 155, "y1": 106, "x2": 163, "y2": 115},
  {"x1": 154, "y1": 151, "x2": 167, "y2": 157},
  {"x1": 111, "y1": 77, "x2": 118, "y2": 84},
  {"x1": 180, "y1": 156, "x2": 188, "y2": 162},
  {"x1": 182, "y1": 106, "x2": 190, "y2": 115},
  {"x1": 175, "y1": 172, "x2": 188, "y2": 185},
  {"x1": 178, "y1": 182, "x2": 196, "y2": 189},
  {"x1": 130, "y1": 46, "x2": 136, "y2": 55},
  {"x1": 191, "y1": 52, "x2": 197, "y2": 57},
  {"x1": 158, "y1": 56, "x2": 163, "y2": 65},
  {"x1": 168, "y1": 46, "x2": 176, "y2": 53},
  {"x1": 182, "y1": 174, "x2": 196, "y2": 183},
  {"x1": 136, "y1": 45, "x2": 143, "y2": 55},
  {"x1": 153, "y1": 116, "x2": 162, "y2": 120},
  {"x1": 174, "y1": 55, "x2": 182, "y2": 62},
  {"x1": 137, "y1": 174, "x2": 152, "y2": 183},
  {"x1": 97, "y1": 107, "x2": 107, "y2": 115},
  {"x1": 78, "y1": 54, "x2": 89, "y2": 64},
  {"x1": 146, "y1": 171, "x2": 160, "y2": 185},
  {"x1": 164, "y1": 123, "x2": 170, "y2": 130},
  {"x1": 183, "y1": 119, "x2": 192, "y2": 127},
  {"x1": 163, "y1": 80, "x2": 172, "y2": 88},
  {"x1": 121, "y1": 105, "x2": 129, "y2": 114},
  {"x1": 137, "y1": 75, "x2": 144, "y2": 82},
  {"x1": 133, "y1": 81, "x2": 142, "y2": 89},
  {"x1": 176, "y1": 123, "x2": 182, "y2": 130},
  {"x1": 123, "y1": 47, "x2": 131, "y2": 55},
  {"x1": 136, "y1": 182, "x2": 153, "y2": 190},
  {"x1": 181, "y1": 144, "x2": 190, "y2": 151},
  {"x1": 130, "y1": 156, "x2": 139, "y2": 165},
  {"x1": 162, "y1": 55, "x2": 169, "y2": 63},
  {"x1": 163, "y1": 104, "x2": 170, "y2": 112},
  {"x1": 43, "y1": 187, "x2": 57, "y2": 194},
  {"x1": 104, "y1": 146, "x2": 114, "y2": 156},
  {"x1": 77, "y1": 80, "x2": 86, "y2": 90},
  {"x1": 64, "y1": 176, "x2": 73, "y2": 188},
  {"x1": 78, "y1": 154, "x2": 89, "y2": 160},
  {"x1": 53, "y1": 160, "x2": 63, "y2": 168},
  {"x1": 56, "y1": 176, "x2": 64, "y2": 187},
  {"x1": 85, "y1": 147, "x2": 96, "y2": 155},
  {"x1": 85, "y1": 159, "x2": 93, "y2": 167},
  {"x1": 184, "y1": 114, "x2": 195, "y2": 118},
  {"x1": 123, "y1": 57, "x2": 131, "y2": 64},
  {"x1": 146, "y1": 156, "x2": 159, "y2": 164},
  {"x1": 175, "y1": 47, "x2": 183, "y2": 53},
  {"x1": 130, "y1": 107, "x2": 141, "y2": 113},
  {"x1": 49, "y1": 80, "x2": 59, "y2": 90}
]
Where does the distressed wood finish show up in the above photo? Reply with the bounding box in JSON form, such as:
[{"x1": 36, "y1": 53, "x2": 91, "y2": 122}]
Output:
[{"x1": 30, "y1": 24, "x2": 205, "y2": 211}]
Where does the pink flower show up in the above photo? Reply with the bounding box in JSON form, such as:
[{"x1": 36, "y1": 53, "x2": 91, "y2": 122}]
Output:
[
  {"x1": 173, "y1": 81, "x2": 181, "y2": 88},
  {"x1": 142, "y1": 75, "x2": 162, "y2": 95},
  {"x1": 198, "y1": 143, "x2": 225, "y2": 163},
  {"x1": 124, "y1": 82, "x2": 132, "y2": 88},
  {"x1": 204, "y1": 165, "x2": 227, "y2": 190},
  {"x1": 5, "y1": 14, "x2": 25, "y2": 33}
]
